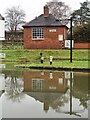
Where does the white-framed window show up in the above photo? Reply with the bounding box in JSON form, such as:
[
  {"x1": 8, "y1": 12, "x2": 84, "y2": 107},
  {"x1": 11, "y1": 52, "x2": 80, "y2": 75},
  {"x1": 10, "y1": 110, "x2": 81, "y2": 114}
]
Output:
[
  {"x1": 58, "y1": 34, "x2": 63, "y2": 41},
  {"x1": 32, "y1": 78, "x2": 44, "y2": 90},
  {"x1": 32, "y1": 27, "x2": 44, "y2": 40}
]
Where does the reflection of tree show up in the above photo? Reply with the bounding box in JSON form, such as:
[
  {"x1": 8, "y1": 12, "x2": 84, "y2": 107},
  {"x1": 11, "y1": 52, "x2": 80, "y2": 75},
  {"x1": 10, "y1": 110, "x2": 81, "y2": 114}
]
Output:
[
  {"x1": 73, "y1": 88, "x2": 89, "y2": 109},
  {"x1": 73, "y1": 75, "x2": 89, "y2": 109},
  {"x1": 5, "y1": 76, "x2": 24, "y2": 102},
  {"x1": 79, "y1": 96, "x2": 89, "y2": 109},
  {"x1": 49, "y1": 94, "x2": 69, "y2": 110},
  {"x1": 55, "y1": 72, "x2": 89, "y2": 117},
  {"x1": 43, "y1": 93, "x2": 69, "y2": 113},
  {"x1": 27, "y1": 92, "x2": 69, "y2": 112}
]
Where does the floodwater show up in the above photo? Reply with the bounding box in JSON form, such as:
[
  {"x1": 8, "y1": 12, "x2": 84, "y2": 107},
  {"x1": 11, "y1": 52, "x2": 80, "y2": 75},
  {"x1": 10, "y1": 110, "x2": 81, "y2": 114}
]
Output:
[{"x1": 0, "y1": 66, "x2": 89, "y2": 118}]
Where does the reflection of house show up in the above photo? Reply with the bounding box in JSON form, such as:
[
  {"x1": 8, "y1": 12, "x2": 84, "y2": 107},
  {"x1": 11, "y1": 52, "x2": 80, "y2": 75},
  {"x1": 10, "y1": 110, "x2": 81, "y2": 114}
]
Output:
[
  {"x1": 24, "y1": 71, "x2": 68, "y2": 93},
  {"x1": 24, "y1": 71, "x2": 69, "y2": 112},
  {"x1": 27, "y1": 92, "x2": 68, "y2": 112}
]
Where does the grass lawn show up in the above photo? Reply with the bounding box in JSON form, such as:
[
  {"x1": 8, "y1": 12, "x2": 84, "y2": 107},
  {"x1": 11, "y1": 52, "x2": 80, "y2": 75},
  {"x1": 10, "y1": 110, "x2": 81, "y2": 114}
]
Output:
[
  {"x1": 0, "y1": 49, "x2": 89, "y2": 69},
  {"x1": 17, "y1": 60, "x2": 88, "y2": 69},
  {"x1": 0, "y1": 49, "x2": 89, "y2": 60}
]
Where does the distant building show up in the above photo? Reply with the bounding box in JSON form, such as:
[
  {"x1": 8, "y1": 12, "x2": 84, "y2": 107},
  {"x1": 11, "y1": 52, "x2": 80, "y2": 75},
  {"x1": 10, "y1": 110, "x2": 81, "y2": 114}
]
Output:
[
  {"x1": 23, "y1": 5, "x2": 68, "y2": 49},
  {"x1": 0, "y1": 14, "x2": 5, "y2": 41},
  {"x1": 5, "y1": 30, "x2": 23, "y2": 43}
]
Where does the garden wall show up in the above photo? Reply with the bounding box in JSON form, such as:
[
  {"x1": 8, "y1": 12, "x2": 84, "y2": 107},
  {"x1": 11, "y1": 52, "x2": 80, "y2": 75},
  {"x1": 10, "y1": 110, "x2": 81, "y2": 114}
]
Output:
[{"x1": 74, "y1": 43, "x2": 90, "y2": 49}]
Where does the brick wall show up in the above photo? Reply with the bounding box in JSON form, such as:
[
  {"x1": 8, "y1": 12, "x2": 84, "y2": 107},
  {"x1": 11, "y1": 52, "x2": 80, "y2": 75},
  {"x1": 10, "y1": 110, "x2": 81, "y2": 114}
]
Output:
[
  {"x1": 24, "y1": 27, "x2": 67, "y2": 49},
  {"x1": 24, "y1": 27, "x2": 89, "y2": 49},
  {"x1": 74, "y1": 43, "x2": 90, "y2": 49}
]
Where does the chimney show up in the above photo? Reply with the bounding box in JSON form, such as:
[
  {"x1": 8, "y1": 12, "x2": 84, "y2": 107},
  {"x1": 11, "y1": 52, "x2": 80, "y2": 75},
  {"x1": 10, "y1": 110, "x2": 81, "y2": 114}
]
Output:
[{"x1": 44, "y1": 5, "x2": 49, "y2": 17}]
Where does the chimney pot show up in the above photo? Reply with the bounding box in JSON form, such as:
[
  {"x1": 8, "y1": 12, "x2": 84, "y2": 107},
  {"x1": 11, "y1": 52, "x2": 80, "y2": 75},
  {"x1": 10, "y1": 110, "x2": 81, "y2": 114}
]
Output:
[{"x1": 44, "y1": 5, "x2": 49, "y2": 17}]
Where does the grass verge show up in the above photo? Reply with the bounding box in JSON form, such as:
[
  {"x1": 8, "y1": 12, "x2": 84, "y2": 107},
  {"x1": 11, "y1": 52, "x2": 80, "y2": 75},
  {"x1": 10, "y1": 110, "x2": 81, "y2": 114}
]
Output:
[{"x1": 0, "y1": 49, "x2": 89, "y2": 69}]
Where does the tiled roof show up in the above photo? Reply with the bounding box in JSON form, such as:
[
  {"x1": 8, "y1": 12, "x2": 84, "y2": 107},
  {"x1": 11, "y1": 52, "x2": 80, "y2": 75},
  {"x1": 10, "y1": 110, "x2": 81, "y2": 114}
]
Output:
[
  {"x1": 0, "y1": 14, "x2": 4, "y2": 20},
  {"x1": 23, "y1": 14, "x2": 68, "y2": 28}
]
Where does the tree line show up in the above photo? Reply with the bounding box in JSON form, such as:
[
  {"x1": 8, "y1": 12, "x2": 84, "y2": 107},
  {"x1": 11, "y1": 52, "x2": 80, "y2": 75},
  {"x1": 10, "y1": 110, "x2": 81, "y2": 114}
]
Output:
[{"x1": 4, "y1": 0, "x2": 90, "y2": 43}]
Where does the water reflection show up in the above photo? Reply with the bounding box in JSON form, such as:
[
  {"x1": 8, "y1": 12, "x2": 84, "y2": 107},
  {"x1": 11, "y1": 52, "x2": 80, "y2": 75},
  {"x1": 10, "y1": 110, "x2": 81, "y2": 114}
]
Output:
[
  {"x1": 0, "y1": 71, "x2": 24, "y2": 102},
  {"x1": 24, "y1": 71, "x2": 68, "y2": 93},
  {"x1": 0, "y1": 70, "x2": 89, "y2": 118},
  {"x1": 5, "y1": 76, "x2": 24, "y2": 102}
]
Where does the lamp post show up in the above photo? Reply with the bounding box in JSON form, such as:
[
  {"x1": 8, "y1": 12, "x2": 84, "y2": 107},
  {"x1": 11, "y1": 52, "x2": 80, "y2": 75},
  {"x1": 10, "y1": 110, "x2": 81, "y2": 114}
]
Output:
[
  {"x1": 69, "y1": 16, "x2": 81, "y2": 63},
  {"x1": 60, "y1": 17, "x2": 73, "y2": 62},
  {"x1": 60, "y1": 16, "x2": 74, "y2": 62},
  {"x1": 70, "y1": 17, "x2": 73, "y2": 63}
]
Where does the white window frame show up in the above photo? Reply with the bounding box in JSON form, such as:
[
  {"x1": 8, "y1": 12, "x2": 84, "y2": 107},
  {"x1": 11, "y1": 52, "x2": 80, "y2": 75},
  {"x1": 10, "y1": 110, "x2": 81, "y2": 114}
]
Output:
[
  {"x1": 58, "y1": 34, "x2": 63, "y2": 41},
  {"x1": 32, "y1": 27, "x2": 44, "y2": 40},
  {"x1": 32, "y1": 78, "x2": 44, "y2": 90}
]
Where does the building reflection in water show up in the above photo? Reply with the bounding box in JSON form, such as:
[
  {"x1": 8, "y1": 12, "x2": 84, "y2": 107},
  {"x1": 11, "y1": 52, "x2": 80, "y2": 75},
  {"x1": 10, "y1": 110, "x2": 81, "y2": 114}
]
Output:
[
  {"x1": 24, "y1": 71, "x2": 68, "y2": 93},
  {"x1": 23, "y1": 70, "x2": 89, "y2": 115},
  {"x1": 23, "y1": 71, "x2": 70, "y2": 112},
  {"x1": 0, "y1": 70, "x2": 89, "y2": 117}
]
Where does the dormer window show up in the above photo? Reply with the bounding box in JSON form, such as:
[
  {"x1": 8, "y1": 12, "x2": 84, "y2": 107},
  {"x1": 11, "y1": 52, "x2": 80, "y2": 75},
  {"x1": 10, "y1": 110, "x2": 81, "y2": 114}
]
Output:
[{"x1": 32, "y1": 27, "x2": 44, "y2": 40}]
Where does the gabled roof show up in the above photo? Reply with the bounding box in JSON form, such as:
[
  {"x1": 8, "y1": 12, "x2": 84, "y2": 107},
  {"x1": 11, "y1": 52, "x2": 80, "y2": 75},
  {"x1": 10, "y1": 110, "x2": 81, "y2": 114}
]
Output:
[
  {"x1": 0, "y1": 14, "x2": 4, "y2": 20},
  {"x1": 23, "y1": 14, "x2": 68, "y2": 28}
]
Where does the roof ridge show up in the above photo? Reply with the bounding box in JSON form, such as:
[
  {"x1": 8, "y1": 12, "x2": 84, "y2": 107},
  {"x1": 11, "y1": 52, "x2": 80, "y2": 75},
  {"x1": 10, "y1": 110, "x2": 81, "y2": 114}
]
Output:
[{"x1": 23, "y1": 13, "x2": 68, "y2": 28}]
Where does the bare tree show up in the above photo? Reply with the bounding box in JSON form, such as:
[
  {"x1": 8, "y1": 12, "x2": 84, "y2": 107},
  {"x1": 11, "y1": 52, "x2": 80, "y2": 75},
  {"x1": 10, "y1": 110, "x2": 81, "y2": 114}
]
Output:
[
  {"x1": 47, "y1": 0, "x2": 71, "y2": 24},
  {"x1": 5, "y1": 6, "x2": 26, "y2": 46},
  {"x1": 5, "y1": 75, "x2": 24, "y2": 102},
  {"x1": 5, "y1": 6, "x2": 26, "y2": 31}
]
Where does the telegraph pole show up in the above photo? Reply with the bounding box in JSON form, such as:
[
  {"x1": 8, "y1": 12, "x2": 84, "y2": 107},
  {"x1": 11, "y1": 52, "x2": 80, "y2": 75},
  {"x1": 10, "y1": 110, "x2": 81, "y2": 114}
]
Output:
[
  {"x1": 60, "y1": 17, "x2": 73, "y2": 63},
  {"x1": 70, "y1": 17, "x2": 73, "y2": 63}
]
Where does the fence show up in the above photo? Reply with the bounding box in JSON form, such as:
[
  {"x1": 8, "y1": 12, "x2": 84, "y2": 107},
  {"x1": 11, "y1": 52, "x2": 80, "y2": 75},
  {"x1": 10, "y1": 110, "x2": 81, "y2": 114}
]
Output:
[{"x1": 1, "y1": 40, "x2": 24, "y2": 49}]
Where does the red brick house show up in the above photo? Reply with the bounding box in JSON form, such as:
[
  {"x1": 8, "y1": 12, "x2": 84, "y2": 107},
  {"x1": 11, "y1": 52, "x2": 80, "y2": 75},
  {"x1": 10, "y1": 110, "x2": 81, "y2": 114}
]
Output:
[{"x1": 23, "y1": 5, "x2": 68, "y2": 49}]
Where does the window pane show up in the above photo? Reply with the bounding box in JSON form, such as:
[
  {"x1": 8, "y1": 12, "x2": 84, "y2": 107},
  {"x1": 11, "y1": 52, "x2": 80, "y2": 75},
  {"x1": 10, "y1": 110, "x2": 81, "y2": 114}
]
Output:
[{"x1": 32, "y1": 28, "x2": 44, "y2": 39}]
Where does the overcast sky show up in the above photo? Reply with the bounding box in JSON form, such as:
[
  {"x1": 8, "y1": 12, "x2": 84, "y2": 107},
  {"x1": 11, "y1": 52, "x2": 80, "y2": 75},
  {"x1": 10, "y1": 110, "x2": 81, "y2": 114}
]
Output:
[{"x1": 0, "y1": 0, "x2": 86, "y2": 21}]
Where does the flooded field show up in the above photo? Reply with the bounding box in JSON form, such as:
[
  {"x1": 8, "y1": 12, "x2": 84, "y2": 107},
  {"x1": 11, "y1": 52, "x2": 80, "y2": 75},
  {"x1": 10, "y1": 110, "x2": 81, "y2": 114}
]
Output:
[{"x1": 0, "y1": 66, "x2": 89, "y2": 118}]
